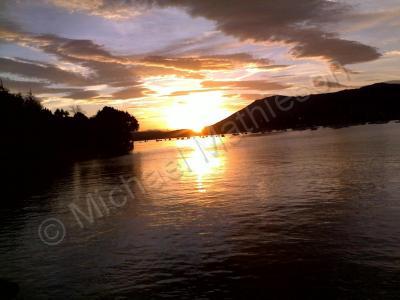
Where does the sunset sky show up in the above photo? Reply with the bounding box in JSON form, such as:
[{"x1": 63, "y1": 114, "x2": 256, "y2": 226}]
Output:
[{"x1": 0, "y1": 0, "x2": 399, "y2": 130}]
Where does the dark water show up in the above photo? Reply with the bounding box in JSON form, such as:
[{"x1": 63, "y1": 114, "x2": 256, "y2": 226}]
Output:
[{"x1": 1, "y1": 124, "x2": 400, "y2": 299}]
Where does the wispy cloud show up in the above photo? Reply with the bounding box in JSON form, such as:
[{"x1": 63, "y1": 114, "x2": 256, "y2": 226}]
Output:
[{"x1": 202, "y1": 80, "x2": 290, "y2": 91}]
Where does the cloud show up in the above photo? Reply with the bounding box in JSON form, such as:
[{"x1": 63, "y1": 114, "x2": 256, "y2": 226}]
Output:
[
  {"x1": 384, "y1": 50, "x2": 400, "y2": 57},
  {"x1": 67, "y1": 0, "x2": 381, "y2": 65},
  {"x1": 0, "y1": 27, "x2": 140, "y2": 81},
  {"x1": 1, "y1": 78, "x2": 90, "y2": 96},
  {"x1": 290, "y1": 30, "x2": 380, "y2": 65},
  {"x1": 133, "y1": 65, "x2": 205, "y2": 79},
  {"x1": 224, "y1": 93, "x2": 267, "y2": 101},
  {"x1": 202, "y1": 80, "x2": 290, "y2": 91},
  {"x1": 343, "y1": 8, "x2": 400, "y2": 33},
  {"x1": 0, "y1": 27, "x2": 149, "y2": 98},
  {"x1": 24, "y1": 1, "x2": 383, "y2": 67},
  {"x1": 237, "y1": 94, "x2": 267, "y2": 101},
  {"x1": 45, "y1": 0, "x2": 142, "y2": 19},
  {"x1": 148, "y1": 30, "x2": 229, "y2": 56},
  {"x1": 0, "y1": 57, "x2": 86, "y2": 85},
  {"x1": 67, "y1": 90, "x2": 99, "y2": 99},
  {"x1": 0, "y1": 26, "x2": 211, "y2": 87},
  {"x1": 164, "y1": 0, "x2": 381, "y2": 65},
  {"x1": 2, "y1": 24, "x2": 292, "y2": 96},
  {"x1": 0, "y1": 27, "x2": 147, "y2": 101},
  {"x1": 167, "y1": 89, "x2": 219, "y2": 96},
  {"x1": 140, "y1": 53, "x2": 272, "y2": 71},
  {"x1": 257, "y1": 65, "x2": 290, "y2": 71},
  {"x1": 112, "y1": 86, "x2": 152, "y2": 99}
]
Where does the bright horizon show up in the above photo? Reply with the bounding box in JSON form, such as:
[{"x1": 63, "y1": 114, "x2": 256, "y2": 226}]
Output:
[{"x1": 0, "y1": 0, "x2": 399, "y2": 131}]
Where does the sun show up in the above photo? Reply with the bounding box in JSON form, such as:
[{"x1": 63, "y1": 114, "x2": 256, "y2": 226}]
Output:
[
  {"x1": 164, "y1": 91, "x2": 230, "y2": 132},
  {"x1": 191, "y1": 124, "x2": 204, "y2": 133}
]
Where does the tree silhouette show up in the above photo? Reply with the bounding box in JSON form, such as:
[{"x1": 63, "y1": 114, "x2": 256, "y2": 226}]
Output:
[
  {"x1": 0, "y1": 86, "x2": 140, "y2": 161},
  {"x1": 91, "y1": 106, "x2": 139, "y2": 155}
]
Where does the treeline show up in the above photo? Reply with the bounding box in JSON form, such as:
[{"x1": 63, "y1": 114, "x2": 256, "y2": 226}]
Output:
[
  {"x1": 132, "y1": 129, "x2": 197, "y2": 141},
  {"x1": 206, "y1": 83, "x2": 400, "y2": 133},
  {"x1": 0, "y1": 85, "x2": 139, "y2": 161}
]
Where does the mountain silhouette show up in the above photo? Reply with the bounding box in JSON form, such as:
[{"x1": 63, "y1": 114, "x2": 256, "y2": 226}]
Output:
[{"x1": 204, "y1": 83, "x2": 400, "y2": 134}]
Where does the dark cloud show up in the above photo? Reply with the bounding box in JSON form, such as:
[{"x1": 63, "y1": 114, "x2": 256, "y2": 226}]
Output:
[
  {"x1": 137, "y1": 0, "x2": 381, "y2": 65},
  {"x1": 32, "y1": 1, "x2": 383, "y2": 66},
  {"x1": 30, "y1": 34, "x2": 113, "y2": 61},
  {"x1": 46, "y1": 0, "x2": 140, "y2": 19},
  {"x1": 290, "y1": 29, "x2": 380, "y2": 65},
  {"x1": 1, "y1": 78, "x2": 88, "y2": 96},
  {"x1": 112, "y1": 86, "x2": 152, "y2": 100},
  {"x1": 257, "y1": 65, "x2": 290, "y2": 71},
  {"x1": 23, "y1": 35, "x2": 141, "y2": 87},
  {"x1": 0, "y1": 29, "x2": 148, "y2": 98},
  {"x1": 0, "y1": 1, "x2": 20, "y2": 32},
  {"x1": 0, "y1": 27, "x2": 208, "y2": 92},
  {"x1": 0, "y1": 57, "x2": 86, "y2": 85},
  {"x1": 202, "y1": 80, "x2": 290, "y2": 91},
  {"x1": 2, "y1": 25, "x2": 291, "y2": 99},
  {"x1": 82, "y1": 61, "x2": 139, "y2": 88},
  {"x1": 67, "y1": 90, "x2": 99, "y2": 99}
]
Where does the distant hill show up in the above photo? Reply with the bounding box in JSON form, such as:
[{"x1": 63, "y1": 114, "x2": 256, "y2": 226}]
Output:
[
  {"x1": 204, "y1": 83, "x2": 400, "y2": 134},
  {"x1": 132, "y1": 129, "x2": 197, "y2": 141}
]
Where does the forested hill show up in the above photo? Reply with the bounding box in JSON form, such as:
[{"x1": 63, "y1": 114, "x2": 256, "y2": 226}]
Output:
[{"x1": 204, "y1": 83, "x2": 400, "y2": 134}]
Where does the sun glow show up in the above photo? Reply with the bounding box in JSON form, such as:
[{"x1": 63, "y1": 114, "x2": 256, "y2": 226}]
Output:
[
  {"x1": 164, "y1": 91, "x2": 230, "y2": 132},
  {"x1": 176, "y1": 137, "x2": 226, "y2": 192}
]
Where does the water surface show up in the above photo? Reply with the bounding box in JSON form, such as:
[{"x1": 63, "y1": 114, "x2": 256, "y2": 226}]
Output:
[{"x1": 1, "y1": 124, "x2": 400, "y2": 299}]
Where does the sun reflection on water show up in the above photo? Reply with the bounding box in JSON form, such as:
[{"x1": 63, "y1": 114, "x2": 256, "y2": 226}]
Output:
[{"x1": 176, "y1": 137, "x2": 226, "y2": 192}]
